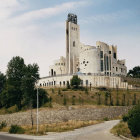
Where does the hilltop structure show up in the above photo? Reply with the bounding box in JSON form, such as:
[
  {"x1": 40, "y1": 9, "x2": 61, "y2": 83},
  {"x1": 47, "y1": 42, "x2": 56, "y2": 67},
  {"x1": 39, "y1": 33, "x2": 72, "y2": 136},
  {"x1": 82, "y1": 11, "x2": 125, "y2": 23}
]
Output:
[{"x1": 39, "y1": 14, "x2": 132, "y2": 89}]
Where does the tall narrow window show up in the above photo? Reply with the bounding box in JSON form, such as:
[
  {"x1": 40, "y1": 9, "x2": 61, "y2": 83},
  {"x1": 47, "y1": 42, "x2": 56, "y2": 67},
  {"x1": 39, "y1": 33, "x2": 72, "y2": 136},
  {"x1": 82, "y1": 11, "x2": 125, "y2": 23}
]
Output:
[
  {"x1": 107, "y1": 56, "x2": 109, "y2": 70},
  {"x1": 101, "y1": 60, "x2": 104, "y2": 71},
  {"x1": 73, "y1": 41, "x2": 75, "y2": 47},
  {"x1": 100, "y1": 51, "x2": 103, "y2": 58}
]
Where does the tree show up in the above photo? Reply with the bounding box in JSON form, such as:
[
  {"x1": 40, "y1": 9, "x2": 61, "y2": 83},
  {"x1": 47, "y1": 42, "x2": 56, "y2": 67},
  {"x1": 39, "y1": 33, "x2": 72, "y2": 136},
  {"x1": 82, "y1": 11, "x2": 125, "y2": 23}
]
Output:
[
  {"x1": 127, "y1": 103, "x2": 140, "y2": 137},
  {"x1": 6, "y1": 56, "x2": 25, "y2": 110},
  {"x1": 127, "y1": 66, "x2": 140, "y2": 78},
  {"x1": 70, "y1": 75, "x2": 81, "y2": 89},
  {"x1": 0, "y1": 72, "x2": 6, "y2": 93},
  {"x1": 104, "y1": 91, "x2": 110, "y2": 105}
]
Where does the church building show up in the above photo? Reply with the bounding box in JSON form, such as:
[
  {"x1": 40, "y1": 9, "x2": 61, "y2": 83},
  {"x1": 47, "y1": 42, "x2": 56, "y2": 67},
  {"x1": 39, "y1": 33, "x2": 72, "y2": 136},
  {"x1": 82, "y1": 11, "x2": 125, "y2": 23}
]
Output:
[{"x1": 39, "y1": 14, "x2": 132, "y2": 89}]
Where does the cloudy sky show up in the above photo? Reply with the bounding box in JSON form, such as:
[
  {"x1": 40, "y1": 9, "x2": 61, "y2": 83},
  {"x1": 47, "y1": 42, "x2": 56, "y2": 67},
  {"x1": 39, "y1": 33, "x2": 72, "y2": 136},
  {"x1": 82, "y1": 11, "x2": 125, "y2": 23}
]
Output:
[{"x1": 0, "y1": 0, "x2": 139, "y2": 77}]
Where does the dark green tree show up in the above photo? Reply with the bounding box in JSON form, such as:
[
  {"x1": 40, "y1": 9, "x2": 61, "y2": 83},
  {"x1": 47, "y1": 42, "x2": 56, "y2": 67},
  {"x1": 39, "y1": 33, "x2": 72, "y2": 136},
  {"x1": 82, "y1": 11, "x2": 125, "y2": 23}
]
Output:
[
  {"x1": 21, "y1": 63, "x2": 39, "y2": 107},
  {"x1": 70, "y1": 75, "x2": 81, "y2": 89},
  {"x1": 6, "y1": 56, "x2": 25, "y2": 109},
  {"x1": 0, "y1": 72, "x2": 6, "y2": 93},
  {"x1": 127, "y1": 103, "x2": 140, "y2": 137},
  {"x1": 127, "y1": 66, "x2": 140, "y2": 78}
]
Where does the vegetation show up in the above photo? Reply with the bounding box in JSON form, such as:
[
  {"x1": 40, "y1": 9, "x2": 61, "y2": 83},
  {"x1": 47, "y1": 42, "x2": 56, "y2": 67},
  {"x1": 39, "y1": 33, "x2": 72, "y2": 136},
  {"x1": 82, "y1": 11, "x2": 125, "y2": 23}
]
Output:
[
  {"x1": 111, "y1": 121, "x2": 131, "y2": 138},
  {"x1": 0, "y1": 56, "x2": 49, "y2": 111},
  {"x1": 127, "y1": 66, "x2": 140, "y2": 78},
  {"x1": 70, "y1": 75, "x2": 81, "y2": 89},
  {"x1": 127, "y1": 103, "x2": 140, "y2": 137},
  {"x1": 112, "y1": 103, "x2": 140, "y2": 139},
  {"x1": 0, "y1": 121, "x2": 7, "y2": 130},
  {"x1": 9, "y1": 125, "x2": 25, "y2": 134}
]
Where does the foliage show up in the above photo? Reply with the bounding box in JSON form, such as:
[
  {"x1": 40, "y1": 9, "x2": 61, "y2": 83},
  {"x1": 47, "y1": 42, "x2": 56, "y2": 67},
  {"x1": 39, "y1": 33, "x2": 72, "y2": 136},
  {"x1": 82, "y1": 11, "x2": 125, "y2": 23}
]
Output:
[
  {"x1": 6, "y1": 56, "x2": 25, "y2": 110},
  {"x1": 9, "y1": 125, "x2": 25, "y2": 134},
  {"x1": 0, "y1": 72, "x2": 6, "y2": 94},
  {"x1": 0, "y1": 121, "x2": 7, "y2": 129},
  {"x1": 0, "y1": 56, "x2": 49, "y2": 111},
  {"x1": 122, "y1": 114, "x2": 129, "y2": 122},
  {"x1": 70, "y1": 75, "x2": 81, "y2": 89},
  {"x1": 127, "y1": 103, "x2": 140, "y2": 137},
  {"x1": 127, "y1": 66, "x2": 140, "y2": 78}
]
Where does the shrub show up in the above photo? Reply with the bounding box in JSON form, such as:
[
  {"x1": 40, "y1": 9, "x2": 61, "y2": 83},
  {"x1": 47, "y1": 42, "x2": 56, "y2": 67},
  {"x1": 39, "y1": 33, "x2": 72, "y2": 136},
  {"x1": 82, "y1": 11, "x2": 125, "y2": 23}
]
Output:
[
  {"x1": 103, "y1": 117, "x2": 109, "y2": 121},
  {"x1": 0, "y1": 121, "x2": 7, "y2": 129},
  {"x1": 9, "y1": 125, "x2": 25, "y2": 134},
  {"x1": 62, "y1": 88, "x2": 68, "y2": 91},
  {"x1": 127, "y1": 103, "x2": 140, "y2": 137},
  {"x1": 70, "y1": 75, "x2": 81, "y2": 89},
  {"x1": 122, "y1": 114, "x2": 129, "y2": 122}
]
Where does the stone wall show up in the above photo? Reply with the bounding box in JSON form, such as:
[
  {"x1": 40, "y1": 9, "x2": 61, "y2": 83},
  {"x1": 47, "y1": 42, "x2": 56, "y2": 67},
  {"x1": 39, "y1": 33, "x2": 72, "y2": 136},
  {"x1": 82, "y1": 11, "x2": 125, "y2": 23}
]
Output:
[{"x1": 0, "y1": 106, "x2": 131, "y2": 126}]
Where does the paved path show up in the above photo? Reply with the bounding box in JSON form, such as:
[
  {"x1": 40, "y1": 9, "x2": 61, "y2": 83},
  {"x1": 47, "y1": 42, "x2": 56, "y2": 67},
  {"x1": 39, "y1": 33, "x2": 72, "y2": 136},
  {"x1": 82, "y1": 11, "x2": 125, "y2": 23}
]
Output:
[{"x1": 0, "y1": 120, "x2": 122, "y2": 140}]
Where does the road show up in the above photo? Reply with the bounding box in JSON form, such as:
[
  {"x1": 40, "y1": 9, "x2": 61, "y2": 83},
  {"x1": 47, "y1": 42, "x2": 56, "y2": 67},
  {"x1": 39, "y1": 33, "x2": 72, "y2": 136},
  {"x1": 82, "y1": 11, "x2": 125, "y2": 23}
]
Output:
[{"x1": 0, "y1": 120, "x2": 122, "y2": 140}]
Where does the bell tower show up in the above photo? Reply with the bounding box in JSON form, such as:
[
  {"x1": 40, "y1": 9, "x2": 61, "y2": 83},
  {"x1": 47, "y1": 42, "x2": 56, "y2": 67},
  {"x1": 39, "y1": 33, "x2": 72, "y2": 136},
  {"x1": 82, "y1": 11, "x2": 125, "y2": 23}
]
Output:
[{"x1": 66, "y1": 13, "x2": 80, "y2": 74}]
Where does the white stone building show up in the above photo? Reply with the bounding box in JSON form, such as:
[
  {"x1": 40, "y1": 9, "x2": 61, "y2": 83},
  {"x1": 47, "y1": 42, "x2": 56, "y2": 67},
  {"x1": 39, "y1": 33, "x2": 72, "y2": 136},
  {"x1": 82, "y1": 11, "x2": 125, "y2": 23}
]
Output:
[{"x1": 39, "y1": 14, "x2": 131, "y2": 89}]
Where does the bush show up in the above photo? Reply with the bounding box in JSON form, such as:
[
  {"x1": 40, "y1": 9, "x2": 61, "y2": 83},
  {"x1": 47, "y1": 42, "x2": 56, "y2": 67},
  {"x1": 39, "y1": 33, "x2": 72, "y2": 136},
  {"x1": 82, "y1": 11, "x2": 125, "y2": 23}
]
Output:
[
  {"x1": 0, "y1": 121, "x2": 7, "y2": 129},
  {"x1": 122, "y1": 114, "x2": 129, "y2": 122},
  {"x1": 103, "y1": 117, "x2": 109, "y2": 121},
  {"x1": 127, "y1": 104, "x2": 140, "y2": 137},
  {"x1": 9, "y1": 125, "x2": 25, "y2": 134}
]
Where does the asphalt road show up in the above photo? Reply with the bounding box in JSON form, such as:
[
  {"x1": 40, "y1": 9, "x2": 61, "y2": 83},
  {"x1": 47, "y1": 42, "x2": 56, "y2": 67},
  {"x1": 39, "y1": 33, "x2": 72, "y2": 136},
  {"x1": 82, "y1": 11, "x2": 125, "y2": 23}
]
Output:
[
  {"x1": 0, "y1": 134, "x2": 32, "y2": 140},
  {"x1": 0, "y1": 120, "x2": 122, "y2": 140}
]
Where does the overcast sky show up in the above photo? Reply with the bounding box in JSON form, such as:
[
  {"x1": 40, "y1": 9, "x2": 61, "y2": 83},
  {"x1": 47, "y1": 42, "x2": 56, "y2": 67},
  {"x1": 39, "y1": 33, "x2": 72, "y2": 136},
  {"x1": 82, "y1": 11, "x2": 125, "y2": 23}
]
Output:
[{"x1": 0, "y1": 0, "x2": 140, "y2": 77}]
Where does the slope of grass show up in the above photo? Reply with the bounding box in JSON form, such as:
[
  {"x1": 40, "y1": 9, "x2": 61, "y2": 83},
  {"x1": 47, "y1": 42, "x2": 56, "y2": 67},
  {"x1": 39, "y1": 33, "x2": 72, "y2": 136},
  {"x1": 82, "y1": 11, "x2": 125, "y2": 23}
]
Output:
[{"x1": 111, "y1": 121, "x2": 140, "y2": 140}]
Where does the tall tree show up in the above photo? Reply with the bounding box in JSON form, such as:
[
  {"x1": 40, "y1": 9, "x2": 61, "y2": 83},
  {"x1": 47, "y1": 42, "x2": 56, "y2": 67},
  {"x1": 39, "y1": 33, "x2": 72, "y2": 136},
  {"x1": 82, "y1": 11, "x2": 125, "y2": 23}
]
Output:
[
  {"x1": 0, "y1": 72, "x2": 6, "y2": 93},
  {"x1": 6, "y1": 56, "x2": 25, "y2": 109},
  {"x1": 127, "y1": 66, "x2": 140, "y2": 78},
  {"x1": 21, "y1": 63, "x2": 39, "y2": 107}
]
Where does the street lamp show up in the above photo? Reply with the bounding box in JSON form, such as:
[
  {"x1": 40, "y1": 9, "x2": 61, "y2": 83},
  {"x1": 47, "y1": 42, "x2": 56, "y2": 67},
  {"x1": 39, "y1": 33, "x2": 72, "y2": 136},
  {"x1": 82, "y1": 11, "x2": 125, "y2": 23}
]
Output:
[{"x1": 31, "y1": 76, "x2": 39, "y2": 133}]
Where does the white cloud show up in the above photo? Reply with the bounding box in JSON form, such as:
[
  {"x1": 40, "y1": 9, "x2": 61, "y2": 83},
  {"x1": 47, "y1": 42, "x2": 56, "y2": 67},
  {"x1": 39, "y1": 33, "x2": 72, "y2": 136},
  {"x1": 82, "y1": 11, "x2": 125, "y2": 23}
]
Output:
[{"x1": 11, "y1": 1, "x2": 87, "y2": 25}]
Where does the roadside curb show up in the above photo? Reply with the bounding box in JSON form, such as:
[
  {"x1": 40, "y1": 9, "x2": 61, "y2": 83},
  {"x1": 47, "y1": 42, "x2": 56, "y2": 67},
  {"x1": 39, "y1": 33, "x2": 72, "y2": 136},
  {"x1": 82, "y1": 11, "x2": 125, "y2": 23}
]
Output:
[{"x1": 119, "y1": 135, "x2": 133, "y2": 140}]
